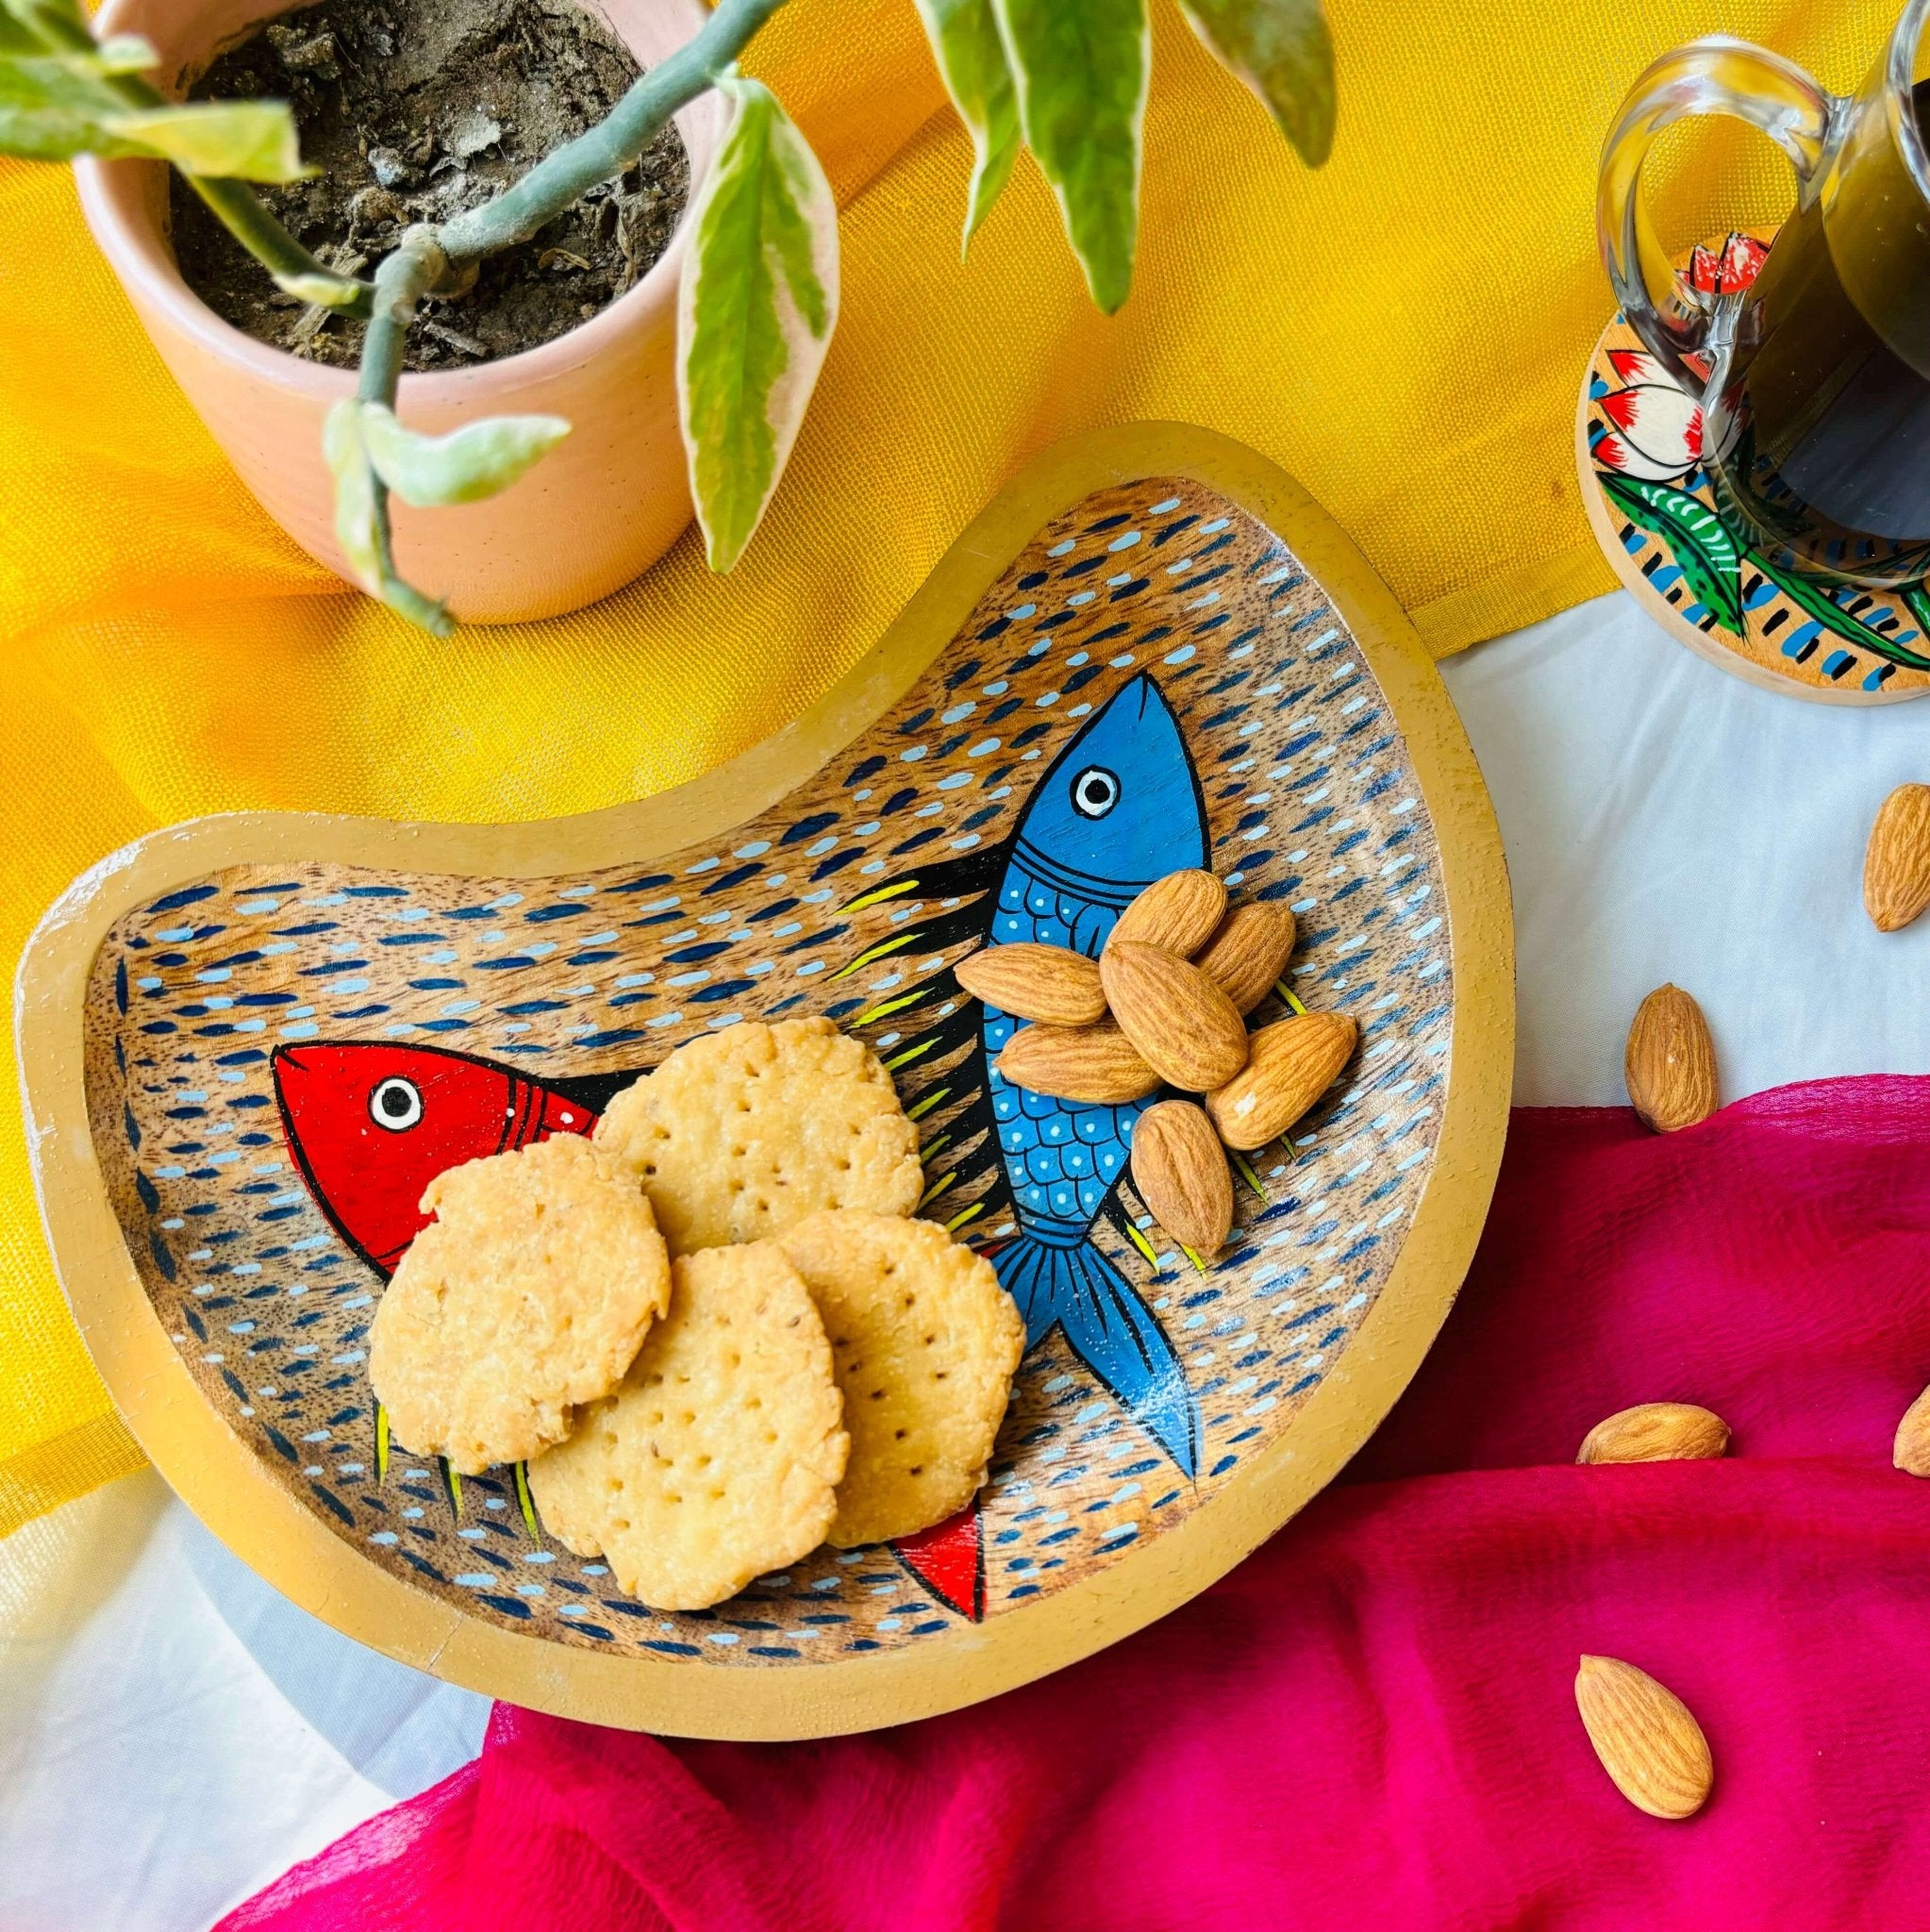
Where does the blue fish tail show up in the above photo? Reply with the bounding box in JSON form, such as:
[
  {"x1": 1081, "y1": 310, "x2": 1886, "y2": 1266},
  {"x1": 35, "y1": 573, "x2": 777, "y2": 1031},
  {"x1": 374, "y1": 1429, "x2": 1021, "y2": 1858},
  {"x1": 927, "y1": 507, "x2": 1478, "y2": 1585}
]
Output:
[{"x1": 996, "y1": 1238, "x2": 1199, "y2": 1478}]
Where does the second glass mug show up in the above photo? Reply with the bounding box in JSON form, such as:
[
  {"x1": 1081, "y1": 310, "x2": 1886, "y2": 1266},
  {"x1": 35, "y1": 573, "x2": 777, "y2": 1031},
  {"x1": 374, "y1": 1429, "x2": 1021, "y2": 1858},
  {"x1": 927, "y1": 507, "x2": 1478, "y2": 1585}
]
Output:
[{"x1": 1600, "y1": 0, "x2": 1930, "y2": 588}]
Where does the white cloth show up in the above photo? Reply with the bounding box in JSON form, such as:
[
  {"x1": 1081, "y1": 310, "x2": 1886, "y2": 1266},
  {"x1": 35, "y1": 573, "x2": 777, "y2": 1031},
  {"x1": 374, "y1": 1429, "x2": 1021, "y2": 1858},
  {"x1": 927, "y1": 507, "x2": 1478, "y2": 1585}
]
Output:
[{"x1": 10, "y1": 589, "x2": 1930, "y2": 1930}]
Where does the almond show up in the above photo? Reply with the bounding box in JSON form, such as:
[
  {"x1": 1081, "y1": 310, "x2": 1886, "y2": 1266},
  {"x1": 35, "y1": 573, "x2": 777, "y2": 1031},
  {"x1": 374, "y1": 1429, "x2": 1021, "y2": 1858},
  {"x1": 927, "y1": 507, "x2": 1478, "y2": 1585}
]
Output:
[
  {"x1": 1206, "y1": 1010, "x2": 1357, "y2": 1150},
  {"x1": 1194, "y1": 903, "x2": 1296, "y2": 1016},
  {"x1": 1573, "y1": 1656, "x2": 1712, "y2": 1820},
  {"x1": 1893, "y1": 1383, "x2": 1930, "y2": 1476},
  {"x1": 1107, "y1": 869, "x2": 1227, "y2": 956},
  {"x1": 1864, "y1": 783, "x2": 1930, "y2": 931},
  {"x1": 1099, "y1": 941, "x2": 1249, "y2": 1091},
  {"x1": 1578, "y1": 1402, "x2": 1729, "y2": 1465},
  {"x1": 1131, "y1": 1100, "x2": 1234, "y2": 1254},
  {"x1": 1623, "y1": 984, "x2": 1717, "y2": 1133},
  {"x1": 997, "y1": 1020, "x2": 1161, "y2": 1105},
  {"x1": 955, "y1": 942, "x2": 1106, "y2": 1027}
]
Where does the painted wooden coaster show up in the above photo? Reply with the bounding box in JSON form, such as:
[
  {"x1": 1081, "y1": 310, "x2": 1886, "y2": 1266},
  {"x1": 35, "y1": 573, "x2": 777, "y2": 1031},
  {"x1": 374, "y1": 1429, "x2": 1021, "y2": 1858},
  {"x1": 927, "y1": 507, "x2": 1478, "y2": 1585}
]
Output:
[
  {"x1": 1576, "y1": 229, "x2": 1930, "y2": 705},
  {"x1": 16, "y1": 425, "x2": 1512, "y2": 1740}
]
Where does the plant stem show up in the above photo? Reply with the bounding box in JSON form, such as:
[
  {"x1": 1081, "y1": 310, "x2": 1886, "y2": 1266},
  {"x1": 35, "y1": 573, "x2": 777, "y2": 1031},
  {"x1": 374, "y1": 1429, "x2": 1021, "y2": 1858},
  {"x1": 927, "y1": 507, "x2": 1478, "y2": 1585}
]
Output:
[
  {"x1": 439, "y1": 0, "x2": 788, "y2": 260},
  {"x1": 354, "y1": 233, "x2": 456, "y2": 635}
]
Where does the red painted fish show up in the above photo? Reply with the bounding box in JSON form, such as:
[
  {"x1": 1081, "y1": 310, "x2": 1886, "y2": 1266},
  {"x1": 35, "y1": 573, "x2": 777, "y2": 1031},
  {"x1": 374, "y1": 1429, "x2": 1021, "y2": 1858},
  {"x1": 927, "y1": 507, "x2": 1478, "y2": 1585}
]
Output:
[
  {"x1": 271, "y1": 1039, "x2": 985, "y2": 1620},
  {"x1": 273, "y1": 1041, "x2": 602, "y2": 1276}
]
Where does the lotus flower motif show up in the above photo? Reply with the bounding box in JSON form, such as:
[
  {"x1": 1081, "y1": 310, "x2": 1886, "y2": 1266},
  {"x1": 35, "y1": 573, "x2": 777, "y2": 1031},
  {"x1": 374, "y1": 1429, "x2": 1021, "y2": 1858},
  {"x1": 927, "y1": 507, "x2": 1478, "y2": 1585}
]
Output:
[{"x1": 1595, "y1": 350, "x2": 1703, "y2": 482}]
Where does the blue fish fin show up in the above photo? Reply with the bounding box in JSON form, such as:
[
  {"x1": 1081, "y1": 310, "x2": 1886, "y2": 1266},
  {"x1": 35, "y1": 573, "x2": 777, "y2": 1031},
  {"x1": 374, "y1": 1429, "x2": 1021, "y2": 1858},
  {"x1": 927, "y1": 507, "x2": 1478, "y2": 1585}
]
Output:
[{"x1": 995, "y1": 1238, "x2": 1199, "y2": 1478}]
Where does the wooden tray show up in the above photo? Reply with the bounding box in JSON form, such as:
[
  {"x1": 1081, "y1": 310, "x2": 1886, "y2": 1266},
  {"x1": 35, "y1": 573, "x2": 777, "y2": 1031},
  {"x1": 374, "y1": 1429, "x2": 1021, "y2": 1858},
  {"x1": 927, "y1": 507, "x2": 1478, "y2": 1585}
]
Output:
[{"x1": 16, "y1": 424, "x2": 1513, "y2": 1739}]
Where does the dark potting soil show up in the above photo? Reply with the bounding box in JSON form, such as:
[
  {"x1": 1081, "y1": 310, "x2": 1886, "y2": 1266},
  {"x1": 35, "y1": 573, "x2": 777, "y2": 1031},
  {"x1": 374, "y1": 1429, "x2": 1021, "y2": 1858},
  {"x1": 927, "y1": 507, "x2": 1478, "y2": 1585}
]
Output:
[{"x1": 169, "y1": 0, "x2": 689, "y2": 371}]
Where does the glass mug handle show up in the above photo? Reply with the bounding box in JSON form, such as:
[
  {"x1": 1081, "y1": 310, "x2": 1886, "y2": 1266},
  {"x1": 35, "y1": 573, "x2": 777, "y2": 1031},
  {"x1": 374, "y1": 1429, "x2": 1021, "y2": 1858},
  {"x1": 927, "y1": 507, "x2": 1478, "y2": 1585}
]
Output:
[{"x1": 1598, "y1": 38, "x2": 1838, "y2": 390}]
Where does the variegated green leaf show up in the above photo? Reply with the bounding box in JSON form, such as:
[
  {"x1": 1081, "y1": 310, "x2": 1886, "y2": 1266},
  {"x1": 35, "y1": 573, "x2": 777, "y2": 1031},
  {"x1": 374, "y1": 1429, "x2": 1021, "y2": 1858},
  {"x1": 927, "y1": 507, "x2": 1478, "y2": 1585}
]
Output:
[
  {"x1": 990, "y1": 0, "x2": 1148, "y2": 314},
  {"x1": 104, "y1": 99, "x2": 308, "y2": 181},
  {"x1": 912, "y1": 0, "x2": 1020, "y2": 250},
  {"x1": 273, "y1": 271, "x2": 365, "y2": 308},
  {"x1": 0, "y1": 0, "x2": 86, "y2": 42},
  {"x1": 322, "y1": 400, "x2": 383, "y2": 595},
  {"x1": 89, "y1": 34, "x2": 158, "y2": 75},
  {"x1": 1180, "y1": 0, "x2": 1334, "y2": 166},
  {"x1": 0, "y1": 53, "x2": 143, "y2": 159},
  {"x1": 676, "y1": 75, "x2": 839, "y2": 574},
  {"x1": 358, "y1": 403, "x2": 571, "y2": 508}
]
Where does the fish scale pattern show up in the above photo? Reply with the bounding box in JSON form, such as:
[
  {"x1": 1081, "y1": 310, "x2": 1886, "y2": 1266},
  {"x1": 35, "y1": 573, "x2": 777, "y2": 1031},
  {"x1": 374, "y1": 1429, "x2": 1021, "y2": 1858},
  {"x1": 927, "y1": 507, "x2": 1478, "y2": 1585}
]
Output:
[{"x1": 82, "y1": 477, "x2": 1459, "y2": 1666}]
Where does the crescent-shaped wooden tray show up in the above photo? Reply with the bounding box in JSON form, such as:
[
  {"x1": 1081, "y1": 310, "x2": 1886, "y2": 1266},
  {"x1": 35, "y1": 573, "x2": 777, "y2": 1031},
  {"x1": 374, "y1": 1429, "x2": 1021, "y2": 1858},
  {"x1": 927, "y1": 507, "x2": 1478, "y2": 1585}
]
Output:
[{"x1": 17, "y1": 424, "x2": 1512, "y2": 1740}]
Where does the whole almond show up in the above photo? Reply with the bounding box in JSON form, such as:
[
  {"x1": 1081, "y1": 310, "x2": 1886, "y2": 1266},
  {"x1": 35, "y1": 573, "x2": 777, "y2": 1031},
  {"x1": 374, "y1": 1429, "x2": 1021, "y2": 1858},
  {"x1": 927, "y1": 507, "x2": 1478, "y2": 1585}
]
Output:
[
  {"x1": 1623, "y1": 984, "x2": 1717, "y2": 1133},
  {"x1": 955, "y1": 942, "x2": 1106, "y2": 1027},
  {"x1": 1194, "y1": 903, "x2": 1297, "y2": 1016},
  {"x1": 997, "y1": 1020, "x2": 1161, "y2": 1105},
  {"x1": 1578, "y1": 1402, "x2": 1730, "y2": 1465},
  {"x1": 1131, "y1": 1100, "x2": 1234, "y2": 1254},
  {"x1": 1206, "y1": 1010, "x2": 1357, "y2": 1150},
  {"x1": 1574, "y1": 1656, "x2": 1712, "y2": 1820},
  {"x1": 1893, "y1": 1382, "x2": 1930, "y2": 1475},
  {"x1": 1100, "y1": 941, "x2": 1249, "y2": 1091},
  {"x1": 1864, "y1": 783, "x2": 1930, "y2": 931},
  {"x1": 1107, "y1": 869, "x2": 1227, "y2": 956}
]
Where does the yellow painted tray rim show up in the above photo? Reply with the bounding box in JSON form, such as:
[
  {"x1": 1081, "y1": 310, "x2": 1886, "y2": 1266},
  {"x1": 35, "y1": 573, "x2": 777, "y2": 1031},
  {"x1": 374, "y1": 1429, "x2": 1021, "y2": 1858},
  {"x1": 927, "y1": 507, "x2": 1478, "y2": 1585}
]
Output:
[{"x1": 15, "y1": 423, "x2": 1515, "y2": 1739}]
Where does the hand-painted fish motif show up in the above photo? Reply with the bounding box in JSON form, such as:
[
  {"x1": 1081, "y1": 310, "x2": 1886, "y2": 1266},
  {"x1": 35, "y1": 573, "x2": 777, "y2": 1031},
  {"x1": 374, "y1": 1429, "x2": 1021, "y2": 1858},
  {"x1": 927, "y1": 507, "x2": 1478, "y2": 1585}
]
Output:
[
  {"x1": 840, "y1": 673, "x2": 1207, "y2": 1474},
  {"x1": 272, "y1": 1038, "x2": 987, "y2": 1614},
  {"x1": 271, "y1": 671, "x2": 1208, "y2": 1622},
  {"x1": 274, "y1": 1041, "x2": 611, "y2": 1275}
]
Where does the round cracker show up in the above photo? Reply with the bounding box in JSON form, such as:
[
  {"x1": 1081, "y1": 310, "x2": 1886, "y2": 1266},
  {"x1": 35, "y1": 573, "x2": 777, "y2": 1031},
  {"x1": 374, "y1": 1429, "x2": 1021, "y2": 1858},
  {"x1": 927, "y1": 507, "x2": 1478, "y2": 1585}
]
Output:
[
  {"x1": 370, "y1": 1133, "x2": 671, "y2": 1475},
  {"x1": 777, "y1": 1210, "x2": 1025, "y2": 1547},
  {"x1": 527, "y1": 1241, "x2": 849, "y2": 1610},
  {"x1": 593, "y1": 1016, "x2": 921, "y2": 1255}
]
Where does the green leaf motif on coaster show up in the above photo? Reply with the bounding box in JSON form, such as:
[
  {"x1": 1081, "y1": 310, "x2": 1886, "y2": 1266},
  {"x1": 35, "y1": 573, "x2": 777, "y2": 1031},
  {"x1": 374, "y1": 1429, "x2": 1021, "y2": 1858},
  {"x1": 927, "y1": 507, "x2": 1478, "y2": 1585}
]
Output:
[
  {"x1": 103, "y1": 100, "x2": 309, "y2": 181},
  {"x1": 1753, "y1": 554, "x2": 1930, "y2": 674},
  {"x1": 991, "y1": 0, "x2": 1149, "y2": 315},
  {"x1": 1179, "y1": 0, "x2": 1335, "y2": 166},
  {"x1": 677, "y1": 75, "x2": 840, "y2": 575},
  {"x1": 1598, "y1": 472, "x2": 1744, "y2": 636},
  {"x1": 358, "y1": 403, "x2": 571, "y2": 508},
  {"x1": 913, "y1": 0, "x2": 1021, "y2": 251}
]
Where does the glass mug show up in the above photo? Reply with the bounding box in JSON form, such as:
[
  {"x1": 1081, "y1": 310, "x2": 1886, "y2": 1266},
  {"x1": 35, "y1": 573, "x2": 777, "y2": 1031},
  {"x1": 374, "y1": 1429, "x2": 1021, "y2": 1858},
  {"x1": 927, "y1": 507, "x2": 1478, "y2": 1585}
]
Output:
[{"x1": 1599, "y1": 2, "x2": 1930, "y2": 588}]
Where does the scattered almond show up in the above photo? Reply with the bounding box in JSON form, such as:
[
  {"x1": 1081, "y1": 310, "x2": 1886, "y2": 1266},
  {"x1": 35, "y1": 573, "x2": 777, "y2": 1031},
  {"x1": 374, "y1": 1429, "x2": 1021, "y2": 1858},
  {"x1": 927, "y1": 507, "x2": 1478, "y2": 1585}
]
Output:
[
  {"x1": 1130, "y1": 1100, "x2": 1234, "y2": 1255},
  {"x1": 1863, "y1": 783, "x2": 1930, "y2": 932},
  {"x1": 955, "y1": 942, "x2": 1106, "y2": 1027},
  {"x1": 1893, "y1": 1383, "x2": 1930, "y2": 1476},
  {"x1": 1100, "y1": 941, "x2": 1249, "y2": 1091},
  {"x1": 1573, "y1": 1655, "x2": 1712, "y2": 1820},
  {"x1": 997, "y1": 1019, "x2": 1162, "y2": 1106},
  {"x1": 1107, "y1": 869, "x2": 1227, "y2": 957},
  {"x1": 1623, "y1": 984, "x2": 1717, "y2": 1133},
  {"x1": 1206, "y1": 1010, "x2": 1357, "y2": 1150},
  {"x1": 1194, "y1": 903, "x2": 1296, "y2": 1016},
  {"x1": 1578, "y1": 1402, "x2": 1729, "y2": 1465}
]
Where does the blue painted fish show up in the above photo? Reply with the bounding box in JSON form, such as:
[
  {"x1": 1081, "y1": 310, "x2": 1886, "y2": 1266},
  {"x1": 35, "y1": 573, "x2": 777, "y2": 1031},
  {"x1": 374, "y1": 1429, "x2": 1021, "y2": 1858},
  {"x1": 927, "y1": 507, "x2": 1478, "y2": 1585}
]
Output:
[{"x1": 845, "y1": 673, "x2": 1207, "y2": 1474}]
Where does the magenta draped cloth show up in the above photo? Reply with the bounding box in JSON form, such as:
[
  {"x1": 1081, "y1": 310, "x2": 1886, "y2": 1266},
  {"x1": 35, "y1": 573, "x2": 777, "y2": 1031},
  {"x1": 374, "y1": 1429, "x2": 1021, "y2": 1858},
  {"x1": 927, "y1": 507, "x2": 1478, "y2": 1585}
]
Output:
[{"x1": 219, "y1": 1078, "x2": 1930, "y2": 1931}]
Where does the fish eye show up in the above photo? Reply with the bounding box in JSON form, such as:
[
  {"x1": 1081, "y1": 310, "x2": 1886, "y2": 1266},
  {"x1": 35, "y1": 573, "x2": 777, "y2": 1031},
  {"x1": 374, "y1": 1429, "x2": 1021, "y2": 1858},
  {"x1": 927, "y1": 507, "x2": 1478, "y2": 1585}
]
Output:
[
  {"x1": 1071, "y1": 766, "x2": 1120, "y2": 819},
  {"x1": 368, "y1": 1076, "x2": 424, "y2": 1132}
]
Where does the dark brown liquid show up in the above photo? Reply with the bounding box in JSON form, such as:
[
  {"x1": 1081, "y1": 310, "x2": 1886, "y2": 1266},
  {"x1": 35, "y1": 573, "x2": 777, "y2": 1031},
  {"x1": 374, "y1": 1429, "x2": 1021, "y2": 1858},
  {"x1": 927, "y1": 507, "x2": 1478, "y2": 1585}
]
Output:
[{"x1": 1705, "y1": 81, "x2": 1930, "y2": 585}]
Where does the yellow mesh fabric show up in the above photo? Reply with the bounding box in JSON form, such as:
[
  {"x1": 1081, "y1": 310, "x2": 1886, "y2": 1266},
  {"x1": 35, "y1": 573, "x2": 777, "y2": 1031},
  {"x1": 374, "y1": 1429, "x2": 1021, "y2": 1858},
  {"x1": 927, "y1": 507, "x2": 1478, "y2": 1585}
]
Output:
[{"x1": 0, "y1": 0, "x2": 1901, "y2": 1533}]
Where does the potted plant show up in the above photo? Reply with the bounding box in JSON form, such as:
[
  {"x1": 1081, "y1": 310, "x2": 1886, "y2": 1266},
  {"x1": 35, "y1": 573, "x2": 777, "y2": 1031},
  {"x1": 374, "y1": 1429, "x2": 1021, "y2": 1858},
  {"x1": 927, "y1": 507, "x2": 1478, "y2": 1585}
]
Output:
[{"x1": 2, "y1": 0, "x2": 1335, "y2": 629}]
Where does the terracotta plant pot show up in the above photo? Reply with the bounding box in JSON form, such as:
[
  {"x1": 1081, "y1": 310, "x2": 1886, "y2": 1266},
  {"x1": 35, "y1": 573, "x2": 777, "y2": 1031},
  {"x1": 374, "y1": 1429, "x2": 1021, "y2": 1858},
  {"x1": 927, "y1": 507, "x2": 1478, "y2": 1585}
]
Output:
[{"x1": 75, "y1": 0, "x2": 725, "y2": 624}]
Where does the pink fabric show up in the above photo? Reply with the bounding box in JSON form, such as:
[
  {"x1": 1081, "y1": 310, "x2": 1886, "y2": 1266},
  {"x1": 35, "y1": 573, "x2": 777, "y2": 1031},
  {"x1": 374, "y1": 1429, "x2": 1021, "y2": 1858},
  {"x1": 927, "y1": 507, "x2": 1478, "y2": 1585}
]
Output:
[{"x1": 220, "y1": 1077, "x2": 1930, "y2": 1932}]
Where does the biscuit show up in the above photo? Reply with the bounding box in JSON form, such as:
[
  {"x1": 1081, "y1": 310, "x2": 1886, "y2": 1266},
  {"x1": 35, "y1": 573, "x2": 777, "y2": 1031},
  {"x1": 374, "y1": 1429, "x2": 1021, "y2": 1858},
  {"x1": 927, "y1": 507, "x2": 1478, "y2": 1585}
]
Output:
[
  {"x1": 593, "y1": 1017, "x2": 922, "y2": 1255},
  {"x1": 527, "y1": 1241, "x2": 849, "y2": 1609},
  {"x1": 370, "y1": 1133, "x2": 671, "y2": 1475},
  {"x1": 777, "y1": 1210, "x2": 1025, "y2": 1547}
]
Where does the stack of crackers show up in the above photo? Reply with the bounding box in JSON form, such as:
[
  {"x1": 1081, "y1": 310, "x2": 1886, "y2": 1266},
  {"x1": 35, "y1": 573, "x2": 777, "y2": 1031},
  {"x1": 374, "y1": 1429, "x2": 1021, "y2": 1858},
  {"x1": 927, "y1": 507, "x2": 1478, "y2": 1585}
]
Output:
[{"x1": 369, "y1": 1018, "x2": 1023, "y2": 1610}]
